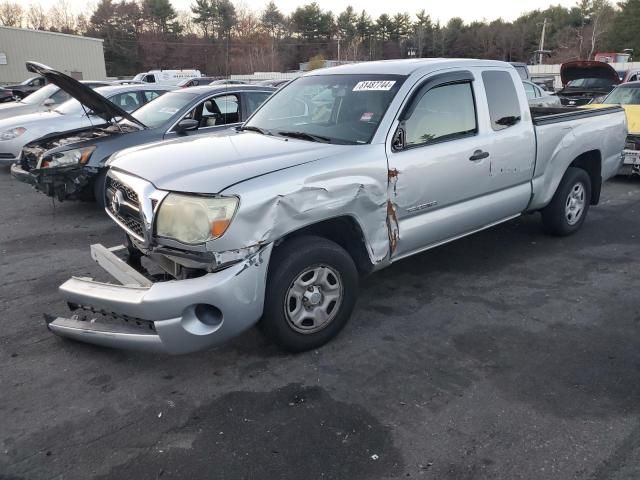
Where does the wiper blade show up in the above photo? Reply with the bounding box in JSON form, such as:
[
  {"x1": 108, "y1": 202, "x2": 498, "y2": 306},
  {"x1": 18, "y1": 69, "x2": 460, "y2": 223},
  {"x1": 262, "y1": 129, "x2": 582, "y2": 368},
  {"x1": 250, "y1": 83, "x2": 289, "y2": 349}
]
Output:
[
  {"x1": 239, "y1": 125, "x2": 271, "y2": 135},
  {"x1": 278, "y1": 130, "x2": 331, "y2": 143}
]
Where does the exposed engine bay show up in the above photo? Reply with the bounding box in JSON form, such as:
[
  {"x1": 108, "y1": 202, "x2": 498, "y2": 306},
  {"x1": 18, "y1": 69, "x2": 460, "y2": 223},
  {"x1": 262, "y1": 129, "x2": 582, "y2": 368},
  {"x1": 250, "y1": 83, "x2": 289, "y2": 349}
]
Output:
[{"x1": 20, "y1": 123, "x2": 139, "y2": 171}]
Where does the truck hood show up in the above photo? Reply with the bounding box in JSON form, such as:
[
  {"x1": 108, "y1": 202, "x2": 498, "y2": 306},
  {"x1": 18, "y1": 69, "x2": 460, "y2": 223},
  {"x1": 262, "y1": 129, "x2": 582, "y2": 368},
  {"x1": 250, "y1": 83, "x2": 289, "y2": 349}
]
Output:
[
  {"x1": 560, "y1": 61, "x2": 620, "y2": 86},
  {"x1": 26, "y1": 61, "x2": 147, "y2": 129},
  {"x1": 109, "y1": 131, "x2": 352, "y2": 193}
]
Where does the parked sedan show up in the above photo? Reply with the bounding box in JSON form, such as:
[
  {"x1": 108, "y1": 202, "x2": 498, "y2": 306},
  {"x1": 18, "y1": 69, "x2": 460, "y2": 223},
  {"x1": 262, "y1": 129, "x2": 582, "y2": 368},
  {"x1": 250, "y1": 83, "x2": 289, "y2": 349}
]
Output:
[
  {"x1": 523, "y1": 80, "x2": 561, "y2": 108},
  {"x1": 0, "y1": 80, "x2": 110, "y2": 121},
  {"x1": 4, "y1": 75, "x2": 48, "y2": 99},
  {"x1": 12, "y1": 63, "x2": 275, "y2": 204},
  {"x1": 0, "y1": 82, "x2": 173, "y2": 165}
]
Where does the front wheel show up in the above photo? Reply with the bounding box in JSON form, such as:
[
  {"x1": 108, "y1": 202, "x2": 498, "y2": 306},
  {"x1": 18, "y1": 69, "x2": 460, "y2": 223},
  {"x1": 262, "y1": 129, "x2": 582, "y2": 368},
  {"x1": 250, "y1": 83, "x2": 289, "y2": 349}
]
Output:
[
  {"x1": 541, "y1": 167, "x2": 591, "y2": 236},
  {"x1": 260, "y1": 235, "x2": 359, "y2": 352}
]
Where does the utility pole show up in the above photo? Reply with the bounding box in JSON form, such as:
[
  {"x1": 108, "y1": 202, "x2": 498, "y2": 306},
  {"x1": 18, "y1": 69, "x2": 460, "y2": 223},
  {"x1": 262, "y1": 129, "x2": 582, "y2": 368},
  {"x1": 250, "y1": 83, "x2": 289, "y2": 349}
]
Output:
[
  {"x1": 538, "y1": 18, "x2": 548, "y2": 65},
  {"x1": 337, "y1": 37, "x2": 341, "y2": 62}
]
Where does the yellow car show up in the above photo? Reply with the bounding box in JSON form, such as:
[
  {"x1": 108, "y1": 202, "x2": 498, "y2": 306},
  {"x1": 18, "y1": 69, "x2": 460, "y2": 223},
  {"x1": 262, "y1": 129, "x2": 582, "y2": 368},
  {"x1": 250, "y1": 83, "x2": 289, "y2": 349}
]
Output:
[{"x1": 585, "y1": 82, "x2": 640, "y2": 174}]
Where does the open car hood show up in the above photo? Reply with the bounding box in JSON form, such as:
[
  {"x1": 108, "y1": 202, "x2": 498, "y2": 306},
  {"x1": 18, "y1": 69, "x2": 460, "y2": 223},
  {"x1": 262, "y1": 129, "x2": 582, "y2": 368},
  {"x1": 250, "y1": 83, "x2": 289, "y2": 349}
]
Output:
[
  {"x1": 560, "y1": 61, "x2": 621, "y2": 86},
  {"x1": 26, "y1": 61, "x2": 147, "y2": 129}
]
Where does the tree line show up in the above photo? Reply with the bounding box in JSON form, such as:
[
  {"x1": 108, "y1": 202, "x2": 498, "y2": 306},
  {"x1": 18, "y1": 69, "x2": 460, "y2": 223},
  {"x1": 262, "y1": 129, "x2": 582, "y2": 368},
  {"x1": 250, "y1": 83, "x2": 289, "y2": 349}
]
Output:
[{"x1": 0, "y1": 0, "x2": 639, "y2": 77}]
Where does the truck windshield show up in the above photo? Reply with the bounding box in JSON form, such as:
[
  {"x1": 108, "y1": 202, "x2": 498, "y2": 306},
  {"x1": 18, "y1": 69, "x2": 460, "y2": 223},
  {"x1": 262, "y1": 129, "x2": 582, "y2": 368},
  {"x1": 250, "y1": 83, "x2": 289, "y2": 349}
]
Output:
[
  {"x1": 245, "y1": 74, "x2": 406, "y2": 145},
  {"x1": 603, "y1": 86, "x2": 640, "y2": 105}
]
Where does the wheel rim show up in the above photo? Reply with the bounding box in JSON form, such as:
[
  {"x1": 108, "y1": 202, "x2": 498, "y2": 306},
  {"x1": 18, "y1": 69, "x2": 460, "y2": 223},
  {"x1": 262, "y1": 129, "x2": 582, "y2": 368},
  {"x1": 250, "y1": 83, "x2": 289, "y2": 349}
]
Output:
[
  {"x1": 284, "y1": 264, "x2": 343, "y2": 334},
  {"x1": 565, "y1": 181, "x2": 586, "y2": 226}
]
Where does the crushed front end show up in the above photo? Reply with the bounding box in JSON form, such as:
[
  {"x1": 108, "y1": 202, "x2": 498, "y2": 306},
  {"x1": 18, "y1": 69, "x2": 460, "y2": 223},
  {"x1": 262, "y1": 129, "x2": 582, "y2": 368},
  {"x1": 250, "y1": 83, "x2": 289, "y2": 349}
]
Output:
[
  {"x1": 11, "y1": 127, "x2": 112, "y2": 201},
  {"x1": 48, "y1": 169, "x2": 272, "y2": 354}
]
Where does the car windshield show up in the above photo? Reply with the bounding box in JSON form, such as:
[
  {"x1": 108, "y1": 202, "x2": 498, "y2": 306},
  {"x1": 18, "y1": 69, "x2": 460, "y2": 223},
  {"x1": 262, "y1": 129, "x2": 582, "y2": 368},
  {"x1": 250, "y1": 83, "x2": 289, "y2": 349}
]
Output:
[
  {"x1": 603, "y1": 86, "x2": 640, "y2": 105},
  {"x1": 567, "y1": 78, "x2": 616, "y2": 89},
  {"x1": 19, "y1": 84, "x2": 59, "y2": 105},
  {"x1": 125, "y1": 91, "x2": 199, "y2": 128},
  {"x1": 245, "y1": 74, "x2": 406, "y2": 145}
]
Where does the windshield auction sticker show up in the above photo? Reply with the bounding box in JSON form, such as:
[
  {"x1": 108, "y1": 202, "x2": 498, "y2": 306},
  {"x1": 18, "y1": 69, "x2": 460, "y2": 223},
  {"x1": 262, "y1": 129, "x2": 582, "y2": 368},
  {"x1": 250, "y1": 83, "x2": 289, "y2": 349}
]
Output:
[{"x1": 353, "y1": 80, "x2": 396, "y2": 91}]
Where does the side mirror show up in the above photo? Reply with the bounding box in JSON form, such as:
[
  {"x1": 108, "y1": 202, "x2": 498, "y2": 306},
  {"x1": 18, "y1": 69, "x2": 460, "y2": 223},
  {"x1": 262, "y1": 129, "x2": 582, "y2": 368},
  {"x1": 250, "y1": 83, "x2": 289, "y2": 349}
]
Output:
[
  {"x1": 43, "y1": 98, "x2": 55, "y2": 108},
  {"x1": 392, "y1": 124, "x2": 406, "y2": 152},
  {"x1": 175, "y1": 119, "x2": 199, "y2": 133}
]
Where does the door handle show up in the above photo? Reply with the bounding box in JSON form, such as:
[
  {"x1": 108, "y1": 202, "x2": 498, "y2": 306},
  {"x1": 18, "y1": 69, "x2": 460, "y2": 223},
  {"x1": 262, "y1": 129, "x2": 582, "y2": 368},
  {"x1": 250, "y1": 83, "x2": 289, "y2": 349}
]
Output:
[{"x1": 469, "y1": 150, "x2": 490, "y2": 161}]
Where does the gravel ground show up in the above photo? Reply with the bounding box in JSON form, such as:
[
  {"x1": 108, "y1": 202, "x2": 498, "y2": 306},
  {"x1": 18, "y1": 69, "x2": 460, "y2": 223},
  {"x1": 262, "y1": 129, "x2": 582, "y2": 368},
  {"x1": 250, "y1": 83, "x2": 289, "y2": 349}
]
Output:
[{"x1": 1, "y1": 165, "x2": 640, "y2": 480}]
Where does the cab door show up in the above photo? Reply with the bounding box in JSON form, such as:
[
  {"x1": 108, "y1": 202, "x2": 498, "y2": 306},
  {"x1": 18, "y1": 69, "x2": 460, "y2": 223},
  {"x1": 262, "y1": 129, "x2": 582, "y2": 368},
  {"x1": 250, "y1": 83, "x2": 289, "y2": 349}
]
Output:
[
  {"x1": 386, "y1": 70, "x2": 494, "y2": 259},
  {"x1": 386, "y1": 68, "x2": 533, "y2": 261}
]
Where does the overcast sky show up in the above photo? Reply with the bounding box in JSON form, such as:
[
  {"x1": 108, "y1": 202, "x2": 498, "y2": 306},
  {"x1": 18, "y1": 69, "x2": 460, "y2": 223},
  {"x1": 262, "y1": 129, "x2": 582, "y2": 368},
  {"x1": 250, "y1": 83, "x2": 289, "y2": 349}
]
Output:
[{"x1": 46, "y1": 0, "x2": 580, "y2": 22}]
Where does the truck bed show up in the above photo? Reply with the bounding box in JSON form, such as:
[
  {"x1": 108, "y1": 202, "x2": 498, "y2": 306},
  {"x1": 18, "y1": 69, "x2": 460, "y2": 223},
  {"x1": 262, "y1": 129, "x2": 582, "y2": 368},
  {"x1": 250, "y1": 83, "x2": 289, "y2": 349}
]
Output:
[{"x1": 531, "y1": 105, "x2": 623, "y2": 125}]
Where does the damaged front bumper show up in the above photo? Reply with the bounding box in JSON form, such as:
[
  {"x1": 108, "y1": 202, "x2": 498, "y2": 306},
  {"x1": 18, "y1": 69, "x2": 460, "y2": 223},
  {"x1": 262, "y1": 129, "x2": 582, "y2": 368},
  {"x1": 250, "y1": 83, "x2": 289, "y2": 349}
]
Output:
[
  {"x1": 11, "y1": 163, "x2": 95, "y2": 200},
  {"x1": 10, "y1": 162, "x2": 35, "y2": 184},
  {"x1": 48, "y1": 243, "x2": 273, "y2": 354}
]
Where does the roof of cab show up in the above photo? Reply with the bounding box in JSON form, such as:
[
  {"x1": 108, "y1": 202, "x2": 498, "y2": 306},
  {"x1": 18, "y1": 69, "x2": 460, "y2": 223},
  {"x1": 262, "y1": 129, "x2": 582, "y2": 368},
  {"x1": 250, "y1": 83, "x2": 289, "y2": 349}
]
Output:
[{"x1": 306, "y1": 58, "x2": 512, "y2": 76}]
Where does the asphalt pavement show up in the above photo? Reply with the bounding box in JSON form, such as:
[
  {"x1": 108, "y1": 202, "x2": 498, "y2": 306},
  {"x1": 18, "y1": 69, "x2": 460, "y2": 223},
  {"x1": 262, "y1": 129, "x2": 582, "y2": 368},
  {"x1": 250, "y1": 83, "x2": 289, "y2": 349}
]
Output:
[{"x1": 1, "y1": 166, "x2": 640, "y2": 480}]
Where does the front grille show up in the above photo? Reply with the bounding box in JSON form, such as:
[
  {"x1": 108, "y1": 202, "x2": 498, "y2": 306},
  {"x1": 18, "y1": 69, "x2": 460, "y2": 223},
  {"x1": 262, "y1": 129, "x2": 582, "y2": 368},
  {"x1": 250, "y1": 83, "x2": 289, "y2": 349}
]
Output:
[
  {"x1": 121, "y1": 215, "x2": 145, "y2": 238},
  {"x1": 627, "y1": 135, "x2": 640, "y2": 150},
  {"x1": 0, "y1": 153, "x2": 15, "y2": 159},
  {"x1": 106, "y1": 173, "x2": 145, "y2": 241},
  {"x1": 106, "y1": 176, "x2": 139, "y2": 205}
]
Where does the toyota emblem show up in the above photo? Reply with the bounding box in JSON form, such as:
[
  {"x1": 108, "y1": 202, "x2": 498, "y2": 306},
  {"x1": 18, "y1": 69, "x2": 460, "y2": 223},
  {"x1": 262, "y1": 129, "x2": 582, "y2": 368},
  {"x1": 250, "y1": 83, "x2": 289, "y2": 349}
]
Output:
[{"x1": 111, "y1": 189, "x2": 124, "y2": 214}]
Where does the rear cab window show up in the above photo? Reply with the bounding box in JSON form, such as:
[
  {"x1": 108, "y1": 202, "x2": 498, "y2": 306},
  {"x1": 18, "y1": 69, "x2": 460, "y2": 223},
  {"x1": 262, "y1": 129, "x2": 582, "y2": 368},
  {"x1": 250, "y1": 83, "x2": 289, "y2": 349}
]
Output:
[{"x1": 482, "y1": 70, "x2": 522, "y2": 131}]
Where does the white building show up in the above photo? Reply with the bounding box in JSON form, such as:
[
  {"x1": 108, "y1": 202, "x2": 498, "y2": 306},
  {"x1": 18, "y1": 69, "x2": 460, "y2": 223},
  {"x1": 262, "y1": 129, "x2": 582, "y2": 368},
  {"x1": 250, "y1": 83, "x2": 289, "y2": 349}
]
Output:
[{"x1": 0, "y1": 26, "x2": 107, "y2": 84}]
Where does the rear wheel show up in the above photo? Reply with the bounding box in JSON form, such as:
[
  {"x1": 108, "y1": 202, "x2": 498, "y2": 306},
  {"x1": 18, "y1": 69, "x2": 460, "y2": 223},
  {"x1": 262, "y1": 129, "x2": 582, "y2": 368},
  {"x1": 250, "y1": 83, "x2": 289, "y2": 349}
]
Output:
[
  {"x1": 260, "y1": 235, "x2": 358, "y2": 352},
  {"x1": 542, "y1": 167, "x2": 591, "y2": 236}
]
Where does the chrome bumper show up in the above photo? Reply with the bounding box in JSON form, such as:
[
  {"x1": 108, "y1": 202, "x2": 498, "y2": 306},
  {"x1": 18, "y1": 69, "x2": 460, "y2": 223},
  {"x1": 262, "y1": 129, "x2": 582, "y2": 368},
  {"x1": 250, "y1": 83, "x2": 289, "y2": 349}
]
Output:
[{"x1": 49, "y1": 243, "x2": 273, "y2": 354}]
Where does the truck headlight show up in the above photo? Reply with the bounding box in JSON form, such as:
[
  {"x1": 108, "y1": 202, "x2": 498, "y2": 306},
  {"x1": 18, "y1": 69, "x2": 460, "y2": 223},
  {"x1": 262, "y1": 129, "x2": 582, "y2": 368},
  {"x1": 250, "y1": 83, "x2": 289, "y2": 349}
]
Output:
[
  {"x1": 0, "y1": 127, "x2": 26, "y2": 141},
  {"x1": 156, "y1": 193, "x2": 239, "y2": 244},
  {"x1": 41, "y1": 146, "x2": 96, "y2": 168}
]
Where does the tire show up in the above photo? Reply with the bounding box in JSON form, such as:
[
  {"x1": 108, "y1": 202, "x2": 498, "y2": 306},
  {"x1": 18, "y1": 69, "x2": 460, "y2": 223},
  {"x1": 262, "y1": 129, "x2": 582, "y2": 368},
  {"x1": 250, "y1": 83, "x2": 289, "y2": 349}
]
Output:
[
  {"x1": 260, "y1": 235, "x2": 359, "y2": 352},
  {"x1": 93, "y1": 169, "x2": 107, "y2": 210},
  {"x1": 542, "y1": 167, "x2": 591, "y2": 236}
]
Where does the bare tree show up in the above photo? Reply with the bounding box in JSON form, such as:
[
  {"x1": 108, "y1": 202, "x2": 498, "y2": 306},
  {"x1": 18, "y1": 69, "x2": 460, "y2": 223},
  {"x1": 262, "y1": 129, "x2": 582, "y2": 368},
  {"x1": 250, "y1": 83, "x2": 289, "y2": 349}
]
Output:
[
  {"x1": 49, "y1": 0, "x2": 77, "y2": 33},
  {"x1": 588, "y1": 0, "x2": 614, "y2": 59},
  {"x1": 177, "y1": 10, "x2": 196, "y2": 35},
  {"x1": 0, "y1": 1, "x2": 23, "y2": 27},
  {"x1": 26, "y1": 3, "x2": 47, "y2": 30}
]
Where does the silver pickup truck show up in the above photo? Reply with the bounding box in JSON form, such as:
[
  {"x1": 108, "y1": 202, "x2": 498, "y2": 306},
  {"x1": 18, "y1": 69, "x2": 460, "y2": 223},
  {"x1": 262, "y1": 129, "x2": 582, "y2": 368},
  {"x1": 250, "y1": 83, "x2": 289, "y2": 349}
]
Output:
[{"x1": 47, "y1": 59, "x2": 627, "y2": 354}]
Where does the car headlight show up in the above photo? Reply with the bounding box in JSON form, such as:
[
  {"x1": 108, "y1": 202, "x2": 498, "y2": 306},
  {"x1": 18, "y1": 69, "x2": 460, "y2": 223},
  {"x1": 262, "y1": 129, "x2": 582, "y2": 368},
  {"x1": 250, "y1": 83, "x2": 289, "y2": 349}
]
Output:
[
  {"x1": 0, "y1": 127, "x2": 26, "y2": 141},
  {"x1": 156, "y1": 193, "x2": 239, "y2": 244},
  {"x1": 41, "y1": 146, "x2": 96, "y2": 168}
]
